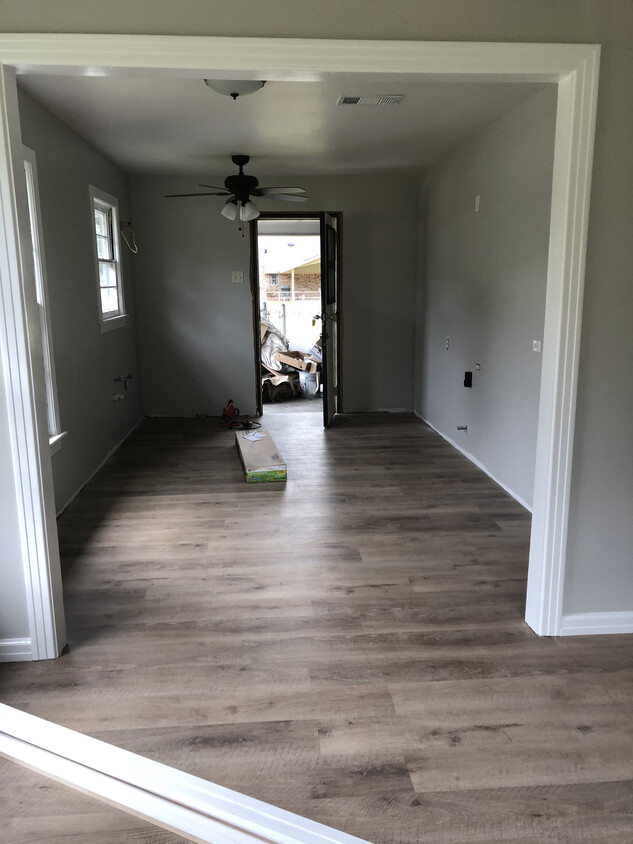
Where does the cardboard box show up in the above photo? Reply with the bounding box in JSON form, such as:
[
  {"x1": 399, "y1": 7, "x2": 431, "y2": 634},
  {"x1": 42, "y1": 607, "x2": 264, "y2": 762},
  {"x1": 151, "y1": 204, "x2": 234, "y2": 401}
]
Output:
[
  {"x1": 235, "y1": 429, "x2": 287, "y2": 483},
  {"x1": 309, "y1": 342, "x2": 322, "y2": 362},
  {"x1": 274, "y1": 350, "x2": 320, "y2": 373}
]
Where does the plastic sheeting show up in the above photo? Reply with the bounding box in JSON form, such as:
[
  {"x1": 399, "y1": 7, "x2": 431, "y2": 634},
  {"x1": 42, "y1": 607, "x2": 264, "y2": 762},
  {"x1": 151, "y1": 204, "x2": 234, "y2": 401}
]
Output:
[{"x1": 260, "y1": 318, "x2": 290, "y2": 372}]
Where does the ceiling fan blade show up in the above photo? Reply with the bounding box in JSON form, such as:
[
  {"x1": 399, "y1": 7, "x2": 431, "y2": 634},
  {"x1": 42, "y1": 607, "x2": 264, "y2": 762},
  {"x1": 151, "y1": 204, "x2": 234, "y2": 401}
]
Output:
[
  {"x1": 198, "y1": 184, "x2": 227, "y2": 191},
  {"x1": 164, "y1": 191, "x2": 229, "y2": 198},
  {"x1": 257, "y1": 186, "x2": 307, "y2": 195},
  {"x1": 271, "y1": 193, "x2": 309, "y2": 202}
]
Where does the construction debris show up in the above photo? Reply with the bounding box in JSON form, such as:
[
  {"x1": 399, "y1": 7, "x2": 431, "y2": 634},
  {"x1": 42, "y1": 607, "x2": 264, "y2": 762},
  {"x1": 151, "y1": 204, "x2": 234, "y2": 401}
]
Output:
[{"x1": 260, "y1": 320, "x2": 321, "y2": 401}]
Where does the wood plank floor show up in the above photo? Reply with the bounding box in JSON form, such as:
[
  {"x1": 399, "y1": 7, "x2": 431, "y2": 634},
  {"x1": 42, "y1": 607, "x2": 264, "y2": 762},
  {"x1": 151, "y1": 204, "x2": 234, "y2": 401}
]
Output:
[
  {"x1": 0, "y1": 756, "x2": 191, "y2": 843},
  {"x1": 1, "y1": 410, "x2": 632, "y2": 843}
]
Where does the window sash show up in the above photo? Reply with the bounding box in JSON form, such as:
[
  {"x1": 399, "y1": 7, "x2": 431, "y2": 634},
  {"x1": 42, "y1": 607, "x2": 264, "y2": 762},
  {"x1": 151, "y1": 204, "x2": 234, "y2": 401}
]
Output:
[{"x1": 90, "y1": 188, "x2": 125, "y2": 322}]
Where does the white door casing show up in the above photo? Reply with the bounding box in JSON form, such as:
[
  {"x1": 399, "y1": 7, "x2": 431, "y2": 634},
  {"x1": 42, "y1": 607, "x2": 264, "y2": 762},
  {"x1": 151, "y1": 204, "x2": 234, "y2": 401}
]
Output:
[
  {"x1": 0, "y1": 63, "x2": 65, "y2": 661},
  {"x1": 0, "y1": 36, "x2": 600, "y2": 654}
]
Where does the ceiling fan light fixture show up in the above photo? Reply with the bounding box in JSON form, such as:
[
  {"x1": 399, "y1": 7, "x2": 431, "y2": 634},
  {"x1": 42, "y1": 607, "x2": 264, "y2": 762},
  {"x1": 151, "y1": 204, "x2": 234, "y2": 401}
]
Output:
[
  {"x1": 220, "y1": 200, "x2": 238, "y2": 220},
  {"x1": 239, "y1": 200, "x2": 260, "y2": 222},
  {"x1": 204, "y1": 80, "x2": 266, "y2": 100}
]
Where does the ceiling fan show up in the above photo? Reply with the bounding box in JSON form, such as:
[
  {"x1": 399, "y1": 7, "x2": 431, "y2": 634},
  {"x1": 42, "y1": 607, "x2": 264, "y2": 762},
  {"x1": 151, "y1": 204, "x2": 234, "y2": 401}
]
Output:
[{"x1": 165, "y1": 154, "x2": 308, "y2": 222}]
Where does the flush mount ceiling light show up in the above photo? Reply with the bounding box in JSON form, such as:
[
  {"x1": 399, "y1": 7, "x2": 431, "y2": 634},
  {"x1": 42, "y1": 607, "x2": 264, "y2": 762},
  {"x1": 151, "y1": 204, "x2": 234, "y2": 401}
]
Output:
[{"x1": 204, "y1": 79, "x2": 266, "y2": 100}]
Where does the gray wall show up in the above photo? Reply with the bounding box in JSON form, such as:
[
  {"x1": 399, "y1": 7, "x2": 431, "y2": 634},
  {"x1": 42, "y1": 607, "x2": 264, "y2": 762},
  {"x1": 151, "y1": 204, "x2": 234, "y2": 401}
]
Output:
[
  {"x1": 18, "y1": 90, "x2": 143, "y2": 512},
  {"x1": 130, "y1": 174, "x2": 418, "y2": 416},
  {"x1": 1, "y1": 0, "x2": 632, "y2": 620},
  {"x1": 416, "y1": 86, "x2": 557, "y2": 507}
]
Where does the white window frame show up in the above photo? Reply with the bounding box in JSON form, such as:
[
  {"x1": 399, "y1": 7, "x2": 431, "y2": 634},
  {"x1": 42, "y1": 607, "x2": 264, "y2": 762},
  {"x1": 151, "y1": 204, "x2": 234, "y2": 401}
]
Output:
[
  {"x1": 23, "y1": 147, "x2": 65, "y2": 454},
  {"x1": 89, "y1": 185, "x2": 127, "y2": 332}
]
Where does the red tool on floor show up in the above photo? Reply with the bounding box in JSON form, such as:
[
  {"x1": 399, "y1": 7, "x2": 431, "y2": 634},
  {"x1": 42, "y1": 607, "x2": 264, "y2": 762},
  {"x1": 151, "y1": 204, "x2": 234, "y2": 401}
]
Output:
[{"x1": 221, "y1": 399, "x2": 241, "y2": 428}]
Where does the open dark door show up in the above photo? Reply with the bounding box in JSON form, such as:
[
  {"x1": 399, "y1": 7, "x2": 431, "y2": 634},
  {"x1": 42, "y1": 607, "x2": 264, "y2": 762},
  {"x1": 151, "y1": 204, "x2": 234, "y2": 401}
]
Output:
[{"x1": 320, "y1": 212, "x2": 339, "y2": 427}]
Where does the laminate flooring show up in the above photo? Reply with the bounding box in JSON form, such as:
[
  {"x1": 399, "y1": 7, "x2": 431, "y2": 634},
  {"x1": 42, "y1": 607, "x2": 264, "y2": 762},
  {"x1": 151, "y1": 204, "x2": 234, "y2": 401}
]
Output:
[{"x1": 1, "y1": 411, "x2": 632, "y2": 843}]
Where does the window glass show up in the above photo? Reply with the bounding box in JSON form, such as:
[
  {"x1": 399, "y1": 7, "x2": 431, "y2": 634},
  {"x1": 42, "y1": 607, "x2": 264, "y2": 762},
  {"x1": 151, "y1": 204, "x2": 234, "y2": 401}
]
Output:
[{"x1": 90, "y1": 187, "x2": 125, "y2": 324}]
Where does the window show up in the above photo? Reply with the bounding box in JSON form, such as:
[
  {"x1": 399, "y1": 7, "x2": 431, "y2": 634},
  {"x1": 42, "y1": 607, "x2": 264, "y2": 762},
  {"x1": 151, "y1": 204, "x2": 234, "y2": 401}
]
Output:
[
  {"x1": 89, "y1": 186, "x2": 127, "y2": 329},
  {"x1": 23, "y1": 148, "x2": 65, "y2": 452}
]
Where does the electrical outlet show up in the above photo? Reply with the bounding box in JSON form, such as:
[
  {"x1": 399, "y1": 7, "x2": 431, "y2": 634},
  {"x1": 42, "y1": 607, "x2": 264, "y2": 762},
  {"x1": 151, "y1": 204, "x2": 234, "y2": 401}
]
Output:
[
  {"x1": 532, "y1": 339, "x2": 542, "y2": 353},
  {"x1": 445, "y1": 337, "x2": 450, "y2": 351},
  {"x1": 231, "y1": 271, "x2": 244, "y2": 284}
]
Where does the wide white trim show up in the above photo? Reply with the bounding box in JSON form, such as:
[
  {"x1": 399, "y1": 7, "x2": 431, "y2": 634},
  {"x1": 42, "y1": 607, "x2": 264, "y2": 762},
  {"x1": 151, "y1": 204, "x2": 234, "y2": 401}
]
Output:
[
  {"x1": 560, "y1": 612, "x2": 633, "y2": 637},
  {"x1": 0, "y1": 33, "x2": 597, "y2": 79},
  {"x1": 56, "y1": 416, "x2": 143, "y2": 516},
  {"x1": 417, "y1": 413, "x2": 532, "y2": 512},
  {"x1": 525, "y1": 48, "x2": 600, "y2": 636},
  {"x1": 0, "y1": 64, "x2": 65, "y2": 660},
  {"x1": 0, "y1": 638, "x2": 32, "y2": 661},
  {"x1": 0, "y1": 704, "x2": 369, "y2": 844},
  {"x1": 0, "y1": 37, "x2": 601, "y2": 671}
]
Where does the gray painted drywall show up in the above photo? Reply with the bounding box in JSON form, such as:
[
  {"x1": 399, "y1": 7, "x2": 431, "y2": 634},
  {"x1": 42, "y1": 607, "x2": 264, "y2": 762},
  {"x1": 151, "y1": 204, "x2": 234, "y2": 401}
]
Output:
[
  {"x1": 18, "y1": 90, "x2": 143, "y2": 512},
  {"x1": 0, "y1": 0, "x2": 631, "y2": 621},
  {"x1": 130, "y1": 174, "x2": 418, "y2": 416},
  {"x1": 416, "y1": 86, "x2": 557, "y2": 507},
  {"x1": 0, "y1": 363, "x2": 29, "y2": 641}
]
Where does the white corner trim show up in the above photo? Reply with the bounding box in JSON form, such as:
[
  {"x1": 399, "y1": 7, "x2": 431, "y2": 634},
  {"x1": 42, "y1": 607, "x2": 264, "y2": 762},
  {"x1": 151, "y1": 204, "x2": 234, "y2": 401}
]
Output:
[
  {"x1": 560, "y1": 612, "x2": 633, "y2": 636},
  {"x1": 0, "y1": 638, "x2": 32, "y2": 661},
  {"x1": 416, "y1": 414, "x2": 532, "y2": 511},
  {"x1": 0, "y1": 704, "x2": 370, "y2": 844},
  {"x1": 56, "y1": 416, "x2": 143, "y2": 516}
]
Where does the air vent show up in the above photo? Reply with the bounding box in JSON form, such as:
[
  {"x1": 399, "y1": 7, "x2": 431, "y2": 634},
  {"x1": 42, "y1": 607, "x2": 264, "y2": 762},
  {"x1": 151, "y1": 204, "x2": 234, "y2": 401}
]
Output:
[{"x1": 337, "y1": 95, "x2": 404, "y2": 106}]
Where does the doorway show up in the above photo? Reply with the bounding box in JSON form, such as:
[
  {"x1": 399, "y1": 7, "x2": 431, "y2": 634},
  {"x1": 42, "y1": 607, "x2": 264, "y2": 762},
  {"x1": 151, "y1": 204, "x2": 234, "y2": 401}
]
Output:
[
  {"x1": 251, "y1": 213, "x2": 341, "y2": 428},
  {"x1": 0, "y1": 37, "x2": 600, "y2": 659},
  {"x1": 256, "y1": 217, "x2": 323, "y2": 412}
]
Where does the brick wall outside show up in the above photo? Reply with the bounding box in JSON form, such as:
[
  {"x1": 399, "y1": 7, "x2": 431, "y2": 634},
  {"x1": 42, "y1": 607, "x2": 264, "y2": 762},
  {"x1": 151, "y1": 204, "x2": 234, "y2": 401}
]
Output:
[{"x1": 265, "y1": 271, "x2": 321, "y2": 300}]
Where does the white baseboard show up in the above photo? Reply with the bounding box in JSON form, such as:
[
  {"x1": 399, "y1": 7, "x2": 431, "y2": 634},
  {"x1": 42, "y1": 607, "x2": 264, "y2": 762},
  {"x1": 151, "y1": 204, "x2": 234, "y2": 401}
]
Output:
[
  {"x1": 0, "y1": 638, "x2": 32, "y2": 661},
  {"x1": 0, "y1": 704, "x2": 369, "y2": 844},
  {"x1": 56, "y1": 416, "x2": 144, "y2": 516},
  {"x1": 415, "y1": 413, "x2": 532, "y2": 512},
  {"x1": 560, "y1": 612, "x2": 633, "y2": 636}
]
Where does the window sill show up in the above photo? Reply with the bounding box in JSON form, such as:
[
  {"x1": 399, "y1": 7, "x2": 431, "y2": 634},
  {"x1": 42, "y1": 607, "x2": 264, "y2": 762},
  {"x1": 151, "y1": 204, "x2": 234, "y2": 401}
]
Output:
[
  {"x1": 100, "y1": 314, "x2": 128, "y2": 333},
  {"x1": 49, "y1": 431, "x2": 68, "y2": 455}
]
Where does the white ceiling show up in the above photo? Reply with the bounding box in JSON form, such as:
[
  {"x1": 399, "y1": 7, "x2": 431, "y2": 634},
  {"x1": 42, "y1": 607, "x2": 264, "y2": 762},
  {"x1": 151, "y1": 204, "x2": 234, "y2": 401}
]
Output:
[{"x1": 18, "y1": 71, "x2": 549, "y2": 176}]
